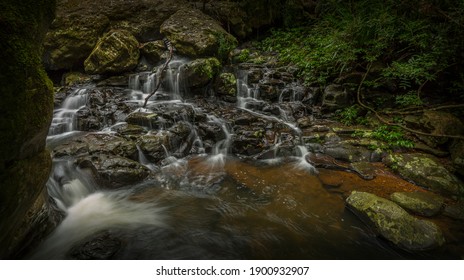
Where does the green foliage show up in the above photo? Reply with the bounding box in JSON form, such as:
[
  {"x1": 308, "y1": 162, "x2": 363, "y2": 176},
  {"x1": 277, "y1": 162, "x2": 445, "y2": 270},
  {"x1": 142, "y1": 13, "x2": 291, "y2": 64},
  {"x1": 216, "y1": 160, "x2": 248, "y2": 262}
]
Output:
[
  {"x1": 336, "y1": 105, "x2": 367, "y2": 125},
  {"x1": 236, "y1": 49, "x2": 250, "y2": 63},
  {"x1": 258, "y1": 0, "x2": 464, "y2": 99},
  {"x1": 395, "y1": 92, "x2": 423, "y2": 107},
  {"x1": 355, "y1": 125, "x2": 414, "y2": 149}
]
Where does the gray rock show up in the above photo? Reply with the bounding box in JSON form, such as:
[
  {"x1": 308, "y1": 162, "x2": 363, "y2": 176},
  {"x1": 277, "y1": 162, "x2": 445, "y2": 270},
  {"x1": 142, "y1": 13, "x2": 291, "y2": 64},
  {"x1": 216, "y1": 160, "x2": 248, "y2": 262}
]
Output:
[
  {"x1": 390, "y1": 192, "x2": 444, "y2": 216},
  {"x1": 84, "y1": 29, "x2": 140, "y2": 74},
  {"x1": 140, "y1": 40, "x2": 165, "y2": 65},
  {"x1": 384, "y1": 153, "x2": 464, "y2": 196},
  {"x1": 324, "y1": 143, "x2": 372, "y2": 163},
  {"x1": 138, "y1": 132, "x2": 173, "y2": 163},
  {"x1": 346, "y1": 191, "x2": 445, "y2": 251}
]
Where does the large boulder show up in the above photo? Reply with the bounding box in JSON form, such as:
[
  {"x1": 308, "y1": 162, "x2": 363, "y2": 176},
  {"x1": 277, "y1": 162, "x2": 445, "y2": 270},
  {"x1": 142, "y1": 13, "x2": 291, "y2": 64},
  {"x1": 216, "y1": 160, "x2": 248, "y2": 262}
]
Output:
[
  {"x1": 0, "y1": 0, "x2": 56, "y2": 258},
  {"x1": 346, "y1": 191, "x2": 445, "y2": 251},
  {"x1": 44, "y1": 0, "x2": 187, "y2": 71},
  {"x1": 160, "y1": 8, "x2": 237, "y2": 60},
  {"x1": 84, "y1": 29, "x2": 140, "y2": 74},
  {"x1": 384, "y1": 153, "x2": 464, "y2": 196},
  {"x1": 404, "y1": 111, "x2": 464, "y2": 148}
]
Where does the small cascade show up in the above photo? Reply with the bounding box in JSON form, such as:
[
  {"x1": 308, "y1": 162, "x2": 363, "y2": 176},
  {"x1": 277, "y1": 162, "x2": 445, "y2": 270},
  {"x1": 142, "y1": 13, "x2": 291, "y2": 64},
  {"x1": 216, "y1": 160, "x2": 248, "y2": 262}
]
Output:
[
  {"x1": 293, "y1": 145, "x2": 317, "y2": 174},
  {"x1": 128, "y1": 57, "x2": 188, "y2": 106},
  {"x1": 236, "y1": 69, "x2": 259, "y2": 109},
  {"x1": 206, "y1": 115, "x2": 233, "y2": 169},
  {"x1": 48, "y1": 88, "x2": 88, "y2": 137},
  {"x1": 136, "y1": 145, "x2": 158, "y2": 172}
]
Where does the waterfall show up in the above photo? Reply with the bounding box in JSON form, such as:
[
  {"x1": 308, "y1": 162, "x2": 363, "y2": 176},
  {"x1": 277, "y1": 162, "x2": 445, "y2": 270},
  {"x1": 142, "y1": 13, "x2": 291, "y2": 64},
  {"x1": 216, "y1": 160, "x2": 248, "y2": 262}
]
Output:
[{"x1": 48, "y1": 88, "x2": 88, "y2": 136}]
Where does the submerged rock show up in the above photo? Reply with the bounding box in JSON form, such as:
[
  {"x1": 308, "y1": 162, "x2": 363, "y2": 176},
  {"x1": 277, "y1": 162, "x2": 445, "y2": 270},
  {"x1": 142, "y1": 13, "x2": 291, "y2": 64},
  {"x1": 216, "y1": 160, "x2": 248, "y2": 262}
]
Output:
[
  {"x1": 384, "y1": 153, "x2": 464, "y2": 196},
  {"x1": 84, "y1": 29, "x2": 140, "y2": 74},
  {"x1": 390, "y1": 192, "x2": 444, "y2": 217},
  {"x1": 346, "y1": 191, "x2": 445, "y2": 251}
]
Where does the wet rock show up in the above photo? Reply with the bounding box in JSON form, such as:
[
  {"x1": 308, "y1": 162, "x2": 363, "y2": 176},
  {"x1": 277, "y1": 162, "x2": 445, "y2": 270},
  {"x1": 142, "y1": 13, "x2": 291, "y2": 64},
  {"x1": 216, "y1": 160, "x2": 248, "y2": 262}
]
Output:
[
  {"x1": 69, "y1": 231, "x2": 121, "y2": 260},
  {"x1": 77, "y1": 155, "x2": 150, "y2": 189},
  {"x1": 84, "y1": 29, "x2": 140, "y2": 74},
  {"x1": 324, "y1": 143, "x2": 373, "y2": 163},
  {"x1": 404, "y1": 111, "x2": 464, "y2": 148},
  {"x1": 390, "y1": 192, "x2": 444, "y2": 217},
  {"x1": 443, "y1": 200, "x2": 464, "y2": 220},
  {"x1": 346, "y1": 191, "x2": 445, "y2": 251},
  {"x1": 184, "y1": 58, "x2": 222, "y2": 88},
  {"x1": 215, "y1": 72, "x2": 237, "y2": 102},
  {"x1": 62, "y1": 72, "x2": 92, "y2": 87},
  {"x1": 53, "y1": 133, "x2": 138, "y2": 160},
  {"x1": 350, "y1": 162, "x2": 376, "y2": 180},
  {"x1": 305, "y1": 153, "x2": 349, "y2": 170},
  {"x1": 321, "y1": 84, "x2": 353, "y2": 114},
  {"x1": 160, "y1": 8, "x2": 237, "y2": 60},
  {"x1": 110, "y1": 123, "x2": 146, "y2": 136},
  {"x1": 450, "y1": 140, "x2": 464, "y2": 177},
  {"x1": 125, "y1": 112, "x2": 161, "y2": 129},
  {"x1": 384, "y1": 153, "x2": 464, "y2": 196},
  {"x1": 138, "y1": 132, "x2": 173, "y2": 163},
  {"x1": 140, "y1": 40, "x2": 165, "y2": 65}
]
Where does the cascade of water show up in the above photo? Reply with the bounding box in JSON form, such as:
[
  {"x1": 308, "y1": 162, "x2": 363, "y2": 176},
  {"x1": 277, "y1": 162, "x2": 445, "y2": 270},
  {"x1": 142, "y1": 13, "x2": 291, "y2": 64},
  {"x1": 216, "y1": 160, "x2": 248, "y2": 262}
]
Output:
[
  {"x1": 48, "y1": 88, "x2": 88, "y2": 137},
  {"x1": 128, "y1": 57, "x2": 188, "y2": 107}
]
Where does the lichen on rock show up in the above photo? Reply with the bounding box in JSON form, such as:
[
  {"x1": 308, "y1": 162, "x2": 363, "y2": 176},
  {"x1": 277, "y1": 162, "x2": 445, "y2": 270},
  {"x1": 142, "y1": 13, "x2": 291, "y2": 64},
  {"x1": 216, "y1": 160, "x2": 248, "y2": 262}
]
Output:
[
  {"x1": 346, "y1": 191, "x2": 445, "y2": 251},
  {"x1": 84, "y1": 29, "x2": 140, "y2": 74}
]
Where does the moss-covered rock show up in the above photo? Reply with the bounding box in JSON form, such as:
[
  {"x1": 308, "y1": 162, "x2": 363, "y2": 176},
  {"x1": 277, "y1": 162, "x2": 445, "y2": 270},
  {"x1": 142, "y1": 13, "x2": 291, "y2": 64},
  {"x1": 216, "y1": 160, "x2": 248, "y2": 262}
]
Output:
[
  {"x1": 215, "y1": 72, "x2": 237, "y2": 102},
  {"x1": 0, "y1": 0, "x2": 56, "y2": 258},
  {"x1": 384, "y1": 153, "x2": 464, "y2": 196},
  {"x1": 450, "y1": 140, "x2": 464, "y2": 177},
  {"x1": 160, "y1": 8, "x2": 237, "y2": 60},
  {"x1": 184, "y1": 57, "x2": 222, "y2": 88},
  {"x1": 84, "y1": 29, "x2": 140, "y2": 74},
  {"x1": 346, "y1": 191, "x2": 445, "y2": 251},
  {"x1": 390, "y1": 192, "x2": 444, "y2": 217},
  {"x1": 44, "y1": 0, "x2": 187, "y2": 71}
]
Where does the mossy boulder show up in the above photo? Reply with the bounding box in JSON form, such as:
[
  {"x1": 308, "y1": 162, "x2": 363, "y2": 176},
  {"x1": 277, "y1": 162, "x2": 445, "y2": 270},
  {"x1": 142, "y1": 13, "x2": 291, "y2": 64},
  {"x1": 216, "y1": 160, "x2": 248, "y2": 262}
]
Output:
[
  {"x1": 84, "y1": 29, "x2": 140, "y2": 74},
  {"x1": 404, "y1": 111, "x2": 464, "y2": 148},
  {"x1": 44, "y1": 0, "x2": 187, "y2": 71},
  {"x1": 346, "y1": 191, "x2": 445, "y2": 251},
  {"x1": 390, "y1": 192, "x2": 444, "y2": 217},
  {"x1": 215, "y1": 72, "x2": 237, "y2": 102},
  {"x1": 0, "y1": 0, "x2": 56, "y2": 258},
  {"x1": 184, "y1": 57, "x2": 222, "y2": 88},
  {"x1": 384, "y1": 153, "x2": 464, "y2": 196},
  {"x1": 160, "y1": 8, "x2": 237, "y2": 60}
]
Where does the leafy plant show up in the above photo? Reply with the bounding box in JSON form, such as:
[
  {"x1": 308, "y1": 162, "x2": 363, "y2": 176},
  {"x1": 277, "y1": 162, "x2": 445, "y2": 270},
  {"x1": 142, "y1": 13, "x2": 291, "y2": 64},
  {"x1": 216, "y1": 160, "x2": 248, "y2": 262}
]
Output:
[
  {"x1": 370, "y1": 125, "x2": 414, "y2": 149},
  {"x1": 336, "y1": 105, "x2": 367, "y2": 125}
]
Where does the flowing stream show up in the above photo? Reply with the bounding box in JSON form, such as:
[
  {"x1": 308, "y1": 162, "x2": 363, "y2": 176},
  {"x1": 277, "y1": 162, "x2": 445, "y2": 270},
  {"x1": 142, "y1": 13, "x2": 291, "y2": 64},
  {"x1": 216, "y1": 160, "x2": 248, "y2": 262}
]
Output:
[{"x1": 31, "y1": 58, "x2": 458, "y2": 259}]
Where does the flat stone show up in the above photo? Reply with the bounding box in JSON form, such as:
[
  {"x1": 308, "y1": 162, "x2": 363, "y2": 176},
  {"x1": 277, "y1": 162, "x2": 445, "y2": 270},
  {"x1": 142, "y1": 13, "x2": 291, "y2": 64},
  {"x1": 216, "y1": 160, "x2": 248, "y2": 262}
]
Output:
[{"x1": 350, "y1": 162, "x2": 376, "y2": 180}]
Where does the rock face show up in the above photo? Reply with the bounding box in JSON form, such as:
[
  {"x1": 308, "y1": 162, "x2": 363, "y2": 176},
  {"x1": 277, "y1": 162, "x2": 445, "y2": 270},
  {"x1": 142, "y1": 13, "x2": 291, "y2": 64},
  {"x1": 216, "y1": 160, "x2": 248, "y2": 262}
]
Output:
[
  {"x1": 43, "y1": 0, "x2": 188, "y2": 71},
  {"x1": 346, "y1": 191, "x2": 445, "y2": 251},
  {"x1": 160, "y1": 8, "x2": 237, "y2": 60},
  {"x1": 384, "y1": 153, "x2": 464, "y2": 196},
  {"x1": 390, "y1": 192, "x2": 444, "y2": 217},
  {"x1": 0, "y1": 0, "x2": 56, "y2": 258},
  {"x1": 84, "y1": 29, "x2": 140, "y2": 74},
  {"x1": 321, "y1": 84, "x2": 352, "y2": 114},
  {"x1": 450, "y1": 140, "x2": 464, "y2": 177}
]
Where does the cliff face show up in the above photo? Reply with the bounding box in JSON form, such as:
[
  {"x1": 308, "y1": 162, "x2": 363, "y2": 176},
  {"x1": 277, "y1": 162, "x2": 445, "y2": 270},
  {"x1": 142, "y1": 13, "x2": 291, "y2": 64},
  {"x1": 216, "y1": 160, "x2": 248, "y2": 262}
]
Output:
[{"x1": 0, "y1": 0, "x2": 56, "y2": 258}]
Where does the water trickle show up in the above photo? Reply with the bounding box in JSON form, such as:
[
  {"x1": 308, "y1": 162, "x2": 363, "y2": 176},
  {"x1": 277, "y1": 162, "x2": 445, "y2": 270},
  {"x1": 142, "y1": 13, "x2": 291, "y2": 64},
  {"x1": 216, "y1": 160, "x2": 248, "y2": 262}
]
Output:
[{"x1": 48, "y1": 88, "x2": 88, "y2": 136}]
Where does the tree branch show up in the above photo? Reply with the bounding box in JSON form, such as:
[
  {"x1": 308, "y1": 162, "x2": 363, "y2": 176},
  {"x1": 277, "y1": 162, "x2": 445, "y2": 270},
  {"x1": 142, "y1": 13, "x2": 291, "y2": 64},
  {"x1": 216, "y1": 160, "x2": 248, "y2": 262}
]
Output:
[{"x1": 143, "y1": 38, "x2": 174, "y2": 108}]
